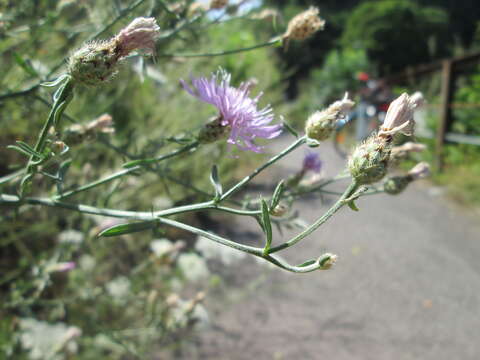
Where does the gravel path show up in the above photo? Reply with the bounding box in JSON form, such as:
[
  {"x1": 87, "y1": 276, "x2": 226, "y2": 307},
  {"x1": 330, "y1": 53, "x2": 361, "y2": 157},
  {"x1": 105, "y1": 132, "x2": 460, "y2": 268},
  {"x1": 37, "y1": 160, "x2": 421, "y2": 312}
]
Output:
[{"x1": 183, "y1": 136, "x2": 480, "y2": 360}]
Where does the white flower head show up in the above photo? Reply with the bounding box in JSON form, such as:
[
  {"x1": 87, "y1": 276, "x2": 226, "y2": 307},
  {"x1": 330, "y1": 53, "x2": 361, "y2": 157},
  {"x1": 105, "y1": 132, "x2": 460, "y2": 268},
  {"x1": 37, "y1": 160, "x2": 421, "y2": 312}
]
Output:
[
  {"x1": 408, "y1": 162, "x2": 431, "y2": 180},
  {"x1": 378, "y1": 92, "x2": 425, "y2": 138}
]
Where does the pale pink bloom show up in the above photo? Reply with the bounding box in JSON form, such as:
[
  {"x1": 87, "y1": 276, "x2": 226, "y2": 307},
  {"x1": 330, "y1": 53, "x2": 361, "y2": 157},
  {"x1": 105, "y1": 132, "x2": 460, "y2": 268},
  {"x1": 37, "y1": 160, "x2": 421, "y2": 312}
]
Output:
[
  {"x1": 408, "y1": 162, "x2": 431, "y2": 180},
  {"x1": 49, "y1": 262, "x2": 76, "y2": 273},
  {"x1": 115, "y1": 17, "x2": 160, "y2": 57},
  {"x1": 378, "y1": 92, "x2": 425, "y2": 138}
]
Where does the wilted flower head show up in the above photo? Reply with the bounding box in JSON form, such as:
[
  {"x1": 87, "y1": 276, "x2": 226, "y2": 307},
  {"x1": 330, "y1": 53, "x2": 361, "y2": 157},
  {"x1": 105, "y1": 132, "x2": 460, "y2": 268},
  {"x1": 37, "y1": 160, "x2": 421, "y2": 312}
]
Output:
[
  {"x1": 305, "y1": 93, "x2": 354, "y2": 141},
  {"x1": 408, "y1": 162, "x2": 431, "y2": 180},
  {"x1": 378, "y1": 92, "x2": 424, "y2": 138},
  {"x1": 47, "y1": 261, "x2": 76, "y2": 273},
  {"x1": 302, "y1": 151, "x2": 322, "y2": 173},
  {"x1": 209, "y1": 0, "x2": 228, "y2": 10},
  {"x1": 390, "y1": 141, "x2": 426, "y2": 161},
  {"x1": 68, "y1": 17, "x2": 160, "y2": 86},
  {"x1": 181, "y1": 69, "x2": 282, "y2": 152},
  {"x1": 114, "y1": 17, "x2": 160, "y2": 57},
  {"x1": 283, "y1": 7, "x2": 325, "y2": 42}
]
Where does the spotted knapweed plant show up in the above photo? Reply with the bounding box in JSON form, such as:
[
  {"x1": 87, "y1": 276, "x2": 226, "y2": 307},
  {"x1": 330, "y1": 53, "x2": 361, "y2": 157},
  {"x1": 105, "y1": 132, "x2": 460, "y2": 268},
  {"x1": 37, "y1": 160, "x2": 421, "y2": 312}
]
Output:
[{"x1": 1, "y1": 6, "x2": 430, "y2": 277}]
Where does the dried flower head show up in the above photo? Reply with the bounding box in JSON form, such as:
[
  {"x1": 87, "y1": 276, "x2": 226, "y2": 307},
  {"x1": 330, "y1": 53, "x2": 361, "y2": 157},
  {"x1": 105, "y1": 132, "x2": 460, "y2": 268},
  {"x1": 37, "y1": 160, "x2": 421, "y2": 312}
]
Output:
[
  {"x1": 407, "y1": 162, "x2": 431, "y2": 180},
  {"x1": 64, "y1": 114, "x2": 114, "y2": 145},
  {"x1": 251, "y1": 9, "x2": 280, "y2": 22},
  {"x1": 85, "y1": 114, "x2": 115, "y2": 134},
  {"x1": 305, "y1": 93, "x2": 354, "y2": 141},
  {"x1": 209, "y1": 0, "x2": 228, "y2": 10},
  {"x1": 181, "y1": 69, "x2": 282, "y2": 152},
  {"x1": 378, "y1": 92, "x2": 424, "y2": 139},
  {"x1": 68, "y1": 17, "x2": 160, "y2": 86},
  {"x1": 283, "y1": 7, "x2": 325, "y2": 41}
]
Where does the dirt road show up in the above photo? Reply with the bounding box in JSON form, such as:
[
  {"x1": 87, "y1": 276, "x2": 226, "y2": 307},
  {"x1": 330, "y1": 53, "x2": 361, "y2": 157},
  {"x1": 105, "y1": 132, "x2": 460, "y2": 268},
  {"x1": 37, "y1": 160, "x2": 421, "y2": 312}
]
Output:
[{"x1": 184, "y1": 136, "x2": 480, "y2": 360}]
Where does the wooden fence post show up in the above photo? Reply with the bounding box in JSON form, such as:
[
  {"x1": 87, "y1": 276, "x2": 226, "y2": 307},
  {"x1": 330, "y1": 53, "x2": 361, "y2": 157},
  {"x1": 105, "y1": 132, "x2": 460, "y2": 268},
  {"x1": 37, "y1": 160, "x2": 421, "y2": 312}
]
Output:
[{"x1": 435, "y1": 60, "x2": 454, "y2": 171}]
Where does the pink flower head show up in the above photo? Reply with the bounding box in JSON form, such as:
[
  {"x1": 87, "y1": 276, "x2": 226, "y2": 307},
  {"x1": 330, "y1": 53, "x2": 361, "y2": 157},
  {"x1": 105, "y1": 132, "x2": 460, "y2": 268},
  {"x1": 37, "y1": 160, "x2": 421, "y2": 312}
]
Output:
[
  {"x1": 378, "y1": 92, "x2": 424, "y2": 138},
  {"x1": 49, "y1": 262, "x2": 76, "y2": 273},
  {"x1": 302, "y1": 151, "x2": 322, "y2": 173},
  {"x1": 115, "y1": 17, "x2": 160, "y2": 57},
  {"x1": 181, "y1": 69, "x2": 283, "y2": 152}
]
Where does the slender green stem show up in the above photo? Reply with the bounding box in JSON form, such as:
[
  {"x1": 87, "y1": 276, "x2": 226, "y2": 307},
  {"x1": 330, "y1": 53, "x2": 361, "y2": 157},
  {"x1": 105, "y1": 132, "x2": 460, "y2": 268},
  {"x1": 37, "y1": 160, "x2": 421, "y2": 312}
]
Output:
[
  {"x1": 262, "y1": 255, "x2": 321, "y2": 273},
  {"x1": 220, "y1": 136, "x2": 307, "y2": 201},
  {"x1": 269, "y1": 181, "x2": 358, "y2": 254},
  {"x1": 54, "y1": 142, "x2": 198, "y2": 200},
  {"x1": 159, "y1": 37, "x2": 281, "y2": 58},
  {"x1": 26, "y1": 78, "x2": 74, "y2": 172},
  {"x1": 155, "y1": 216, "x2": 262, "y2": 255}
]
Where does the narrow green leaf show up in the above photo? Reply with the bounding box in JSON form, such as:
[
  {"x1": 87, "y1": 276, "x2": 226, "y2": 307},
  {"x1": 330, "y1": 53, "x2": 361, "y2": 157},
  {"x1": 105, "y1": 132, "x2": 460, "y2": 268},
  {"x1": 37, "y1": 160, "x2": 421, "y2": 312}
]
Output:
[
  {"x1": 306, "y1": 138, "x2": 321, "y2": 147},
  {"x1": 122, "y1": 159, "x2": 146, "y2": 168},
  {"x1": 282, "y1": 120, "x2": 298, "y2": 138},
  {"x1": 297, "y1": 259, "x2": 316, "y2": 267},
  {"x1": 41, "y1": 74, "x2": 70, "y2": 87},
  {"x1": 13, "y1": 52, "x2": 38, "y2": 77},
  {"x1": 270, "y1": 180, "x2": 285, "y2": 210},
  {"x1": 209, "y1": 165, "x2": 222, "y2": 201},
  {"x1": 261, "y1": 199, "x2": 272, "y2": 255},
  {"x1": 7, "y1": 145, "x2": 33, "y2": 158},
  {"x1": 15, "y1": 141, "x2": 44, "y2": 159},
  {"x1": 98, "y1": 220, "x2": 157, "y2": 237},
  {"x1": 347, "y1": 200, "x2": 359, "y2": 211}
]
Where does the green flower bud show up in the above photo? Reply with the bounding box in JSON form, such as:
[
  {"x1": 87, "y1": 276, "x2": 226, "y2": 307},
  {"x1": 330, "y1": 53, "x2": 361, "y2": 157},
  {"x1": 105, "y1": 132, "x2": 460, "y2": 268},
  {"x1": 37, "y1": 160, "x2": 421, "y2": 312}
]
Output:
[
  {"x1": 318, "y1": 253, "x2": 338, "y2": 270},
  {"x1": 305, "y1": 93, "x2": 354, "y2": 141},
  {"x1": 348, "y1": 136, "x2": 391, "y2": 185},
  {"x1": 383, "y1": 176, "x2": 411, "y2": 195}
]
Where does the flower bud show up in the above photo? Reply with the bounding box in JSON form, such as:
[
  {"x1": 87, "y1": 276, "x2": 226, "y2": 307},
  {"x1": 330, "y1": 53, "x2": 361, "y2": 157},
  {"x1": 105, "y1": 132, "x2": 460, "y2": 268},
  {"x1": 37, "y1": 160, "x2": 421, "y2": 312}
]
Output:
[
  {"x1": 305, "y1": 93, "x2": 354, "y2": 141},
  {"x1": 270, "y1": 203, "x2": 288, "y2": 217},
  {"x1": 318, "y1": 253, "x2": 338, "y2": 270},
  {"x1": 348, "y1": 136, "x2": 391, "y2": 185},
  {"x1": 283, "y1": 7, "x2": 325, "y2": 41},
  {"x1": 407, "y1": 162, "x2": 430, "y2": 180},
  {"x1": 383, "y1": 176, "x2": 411, "y2": 195},
  {"x1": 68, "y1": 40, "x2": 120, "y2": 86},
  {"x1": 209, "y1": 0, "x2": 228, "y2": 10},
  {"x1": 197, "y1": 116, "x2": 230, "y2": 144}
]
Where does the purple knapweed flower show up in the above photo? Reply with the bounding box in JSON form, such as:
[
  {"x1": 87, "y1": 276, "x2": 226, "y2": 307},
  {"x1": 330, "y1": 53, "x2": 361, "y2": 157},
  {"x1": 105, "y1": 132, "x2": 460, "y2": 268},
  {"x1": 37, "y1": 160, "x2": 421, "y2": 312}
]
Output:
[
  {"x1": 181, "y1": 69, "x2": 283, "y2": 152},
  {"x1": 302, "y1": 151, "x2": 322, "y2": 173}
]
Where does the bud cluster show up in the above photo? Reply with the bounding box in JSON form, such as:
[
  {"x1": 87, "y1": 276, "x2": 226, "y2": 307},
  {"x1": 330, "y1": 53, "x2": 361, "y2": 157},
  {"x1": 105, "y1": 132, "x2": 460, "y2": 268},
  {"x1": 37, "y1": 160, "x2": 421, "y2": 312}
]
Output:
[
  {"x1": 348, "y1": 92, "x2": 425, "y2": 185},
  {"x1": 305, "y1": 93, "x2": 354, "y2": 141}
]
